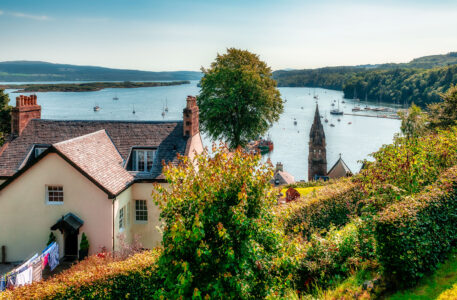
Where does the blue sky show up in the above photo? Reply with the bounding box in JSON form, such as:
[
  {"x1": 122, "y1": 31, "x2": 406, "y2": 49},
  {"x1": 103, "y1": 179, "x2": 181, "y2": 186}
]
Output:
[{"x1": 0, "y1": 0, "x2": 456, "y2": 71}]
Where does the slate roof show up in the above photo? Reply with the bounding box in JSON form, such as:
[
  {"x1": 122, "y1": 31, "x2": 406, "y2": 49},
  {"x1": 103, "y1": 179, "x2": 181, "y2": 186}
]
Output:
[
  {"x1": 327, "y1": 156, "x2": 352, "y2": 178},
  {"x1": 0, "y1": 119, "x2": 189, "y2": 178},
  {"x1": 54, "y1": 130, "x2": 134, "y2": 196}
]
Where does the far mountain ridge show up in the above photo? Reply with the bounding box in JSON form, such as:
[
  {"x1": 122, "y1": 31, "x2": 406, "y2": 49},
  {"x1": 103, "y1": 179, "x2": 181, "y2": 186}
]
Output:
[{"x1": 0, "y1": 61, "x2": 203, "y2": 82}]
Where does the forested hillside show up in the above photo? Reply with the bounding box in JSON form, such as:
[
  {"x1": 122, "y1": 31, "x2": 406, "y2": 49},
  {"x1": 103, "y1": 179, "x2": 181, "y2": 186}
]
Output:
[{"x1": 273, "y1": 52, "x2": 457, "y2": 107}]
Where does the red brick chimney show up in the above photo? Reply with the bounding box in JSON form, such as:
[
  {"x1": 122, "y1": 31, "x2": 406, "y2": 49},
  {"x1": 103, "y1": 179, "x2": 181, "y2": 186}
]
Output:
[
  {"x1": 183, "y1": 95, "x2": 199, "y2": 137},
  {"x1": 11, "y1": 95, "x2": 41, "y2": 136}
]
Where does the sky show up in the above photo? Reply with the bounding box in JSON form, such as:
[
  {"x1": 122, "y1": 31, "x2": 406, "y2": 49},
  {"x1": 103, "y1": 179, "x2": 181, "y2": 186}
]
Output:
[{"x1": 0, "y1": 0, "x2": 456, "y2": 71}]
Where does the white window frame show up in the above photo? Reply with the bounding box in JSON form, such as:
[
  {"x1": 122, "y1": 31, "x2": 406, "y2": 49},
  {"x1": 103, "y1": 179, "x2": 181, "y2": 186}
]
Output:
[
  {"x1": 45, "y1": 185, "x2": 64, "y2": 205},
  {"x1": 132, "y1": 149, "x2": 156, "y2": 172},
  {"x1": 135, "y1": 200, "x2": 148, "y2": 223},
  {"x1": 119, "y1": 206, "x2": 125, "y2": 230}
]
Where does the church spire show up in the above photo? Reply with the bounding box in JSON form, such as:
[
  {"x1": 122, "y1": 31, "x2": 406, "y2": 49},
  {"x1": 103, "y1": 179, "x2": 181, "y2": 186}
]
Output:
[{"x1": 308, "y1": 104, "x2": 327, "y2": 181}]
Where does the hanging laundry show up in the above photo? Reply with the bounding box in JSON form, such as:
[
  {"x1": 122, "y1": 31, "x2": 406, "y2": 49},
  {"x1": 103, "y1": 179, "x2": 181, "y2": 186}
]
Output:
[
  {"x1": 42, "y1": 253, "x2": 49, "y2": 270},
  {"x1": 47, "y1": 243, "x2": 59, "y2": 271},
  {"x1": 32, "y1": 257, "x2": 42, "y2": 282},
  {"x1": 16, "y1": 266, "x2": 33, "y2": 286}
]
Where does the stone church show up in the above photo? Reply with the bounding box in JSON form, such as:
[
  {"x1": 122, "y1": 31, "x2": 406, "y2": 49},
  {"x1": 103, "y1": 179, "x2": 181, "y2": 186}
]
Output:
[{"x1": 308, "y1": 104, "x2": 352, "y2": 181}]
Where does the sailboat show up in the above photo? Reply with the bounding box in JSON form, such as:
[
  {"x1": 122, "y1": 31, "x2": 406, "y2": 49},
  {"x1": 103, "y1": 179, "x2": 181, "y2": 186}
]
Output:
[
  {"x1": 161, "y1": 104, "x2": 165, "y2": 117},
  {"x1": 164, "y1": 98, "x2": 169, "y2": 112},
  {"x1": 113, "y1": 93, "x2": 119, "y2": 100},
  {"x1": 93, "y1": 103, "x2": 100, "y2": 112},
  {"x1": 352, "y1": 89, "x2": 362, "y2": 111},
  {"x1": 330, "y1": 99, "x2": 343, "y2": 115},
  {"x1": 132, "y1": 104, "x2": 136, "y2": 114},
  {"x1": 324, "y1": 112, "x2": 328, "y2": 123}
]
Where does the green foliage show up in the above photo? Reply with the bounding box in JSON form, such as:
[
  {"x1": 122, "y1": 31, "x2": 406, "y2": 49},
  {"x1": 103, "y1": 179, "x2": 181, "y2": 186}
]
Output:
[
  {"x1": 343, "y1": 65, "x2": 457, "y2": 107},
  {"x1": 398, "y1": 104, "x2": 428, "y2": 139},
  {"x1": 80, "y1": 232, "x2": 89, "y2": 251},
  {"x1": 375, "y1": 165, "x2": 457, "y2": 286},
  {"x1": 198, "y1": 48, "x2": 283, "y2": 148},
  {"x1": 0, "y1": 89, "x2": 11, "y2": 145},
  {"x1": 2, "y1": 250, "x2": 162, "y2": 299},
  {"x1": 152, "y1": 145, "x2": 287, "y2": 299},
  {"x1": 278, "y1": 179, "x2": 362, "y2": 238},
  {"x1": 47, "y1": 232, "x2": 56, "y2": 246},
  {"x1": 357, "y1": 127, "x2": 457, "y2": 199},
  {"x1": 428, "y1": 84, "x2": 457, "y2": 130}
]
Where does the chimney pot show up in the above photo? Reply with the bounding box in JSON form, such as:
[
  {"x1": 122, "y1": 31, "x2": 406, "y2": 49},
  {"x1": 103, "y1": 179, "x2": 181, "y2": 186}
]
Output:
[
  {"x1": 183, "y1": 96, "x2": 199, "y2": 137},
  {"x1": 11, "y1": 94, "x2": 41, "y2": 136}
]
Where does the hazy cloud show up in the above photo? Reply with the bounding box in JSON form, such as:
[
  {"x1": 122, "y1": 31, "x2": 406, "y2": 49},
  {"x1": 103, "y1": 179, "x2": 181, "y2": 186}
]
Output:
[
  {"x1": 0, "y1": 10, "x2": 4, "y2": 15},
  {"x1": 10, "y1": 11, "x2": 49, "y2": 21}
]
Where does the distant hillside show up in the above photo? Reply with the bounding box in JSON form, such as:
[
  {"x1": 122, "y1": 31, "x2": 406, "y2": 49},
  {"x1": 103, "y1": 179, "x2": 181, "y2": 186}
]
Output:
[
  {"x1": 273, "y1": 52, "x2": 457, "y2": 107},
  {"x1": 0, "y1": 61, "x2": 203, "y2": 82}
]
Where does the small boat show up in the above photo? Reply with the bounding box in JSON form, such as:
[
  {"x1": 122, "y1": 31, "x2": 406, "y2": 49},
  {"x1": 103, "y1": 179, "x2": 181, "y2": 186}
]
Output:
[
  {"x1": 352, "y1": 107, "x2": 362, "y2": 112},
  {"x1": 337, "y1": 118, "x2": 341, "y2": 122},
  {"x1": 330, "y1": 99, "x2": 344, "y2": 115},
  {"x1": 313, "y1": 95, "x2": 319, "y2": 100},
  {"x1": 348, "y1": 122, "x2": 352, "y2": 125},
  {"x1": 324, "y1": 118, "x2": 328, "y2": 123},
  {"x1": 113, "y1": 93, "x2": 119, "y2": 100},
  {"x1": 93, "y1": 105, "x2": 100, "y2": 112},
  {"x1": 165, "y1": 98, "x2": 169, "y2": 112},
  {"x1": 301, "y1": 106, "x2": 304, "y2": 110},
  {"x1": 294, "y1": 120, "x2": 297, "y2": 125},
  {"x1": 330, "y1": 124, "x2": 335, "y2": 127},
  {"x1": 161, "y1": 104, "x2": 166, "y2": 117},
  {"x1": 132, "y1": 104, "x2": 136, "y2": 114},
  {"x1": 342, "y1": 100, "x2": 345, "y2": 104},
  {"x1": 331, "y1": 103, "x2": 335, "y2": 106}
]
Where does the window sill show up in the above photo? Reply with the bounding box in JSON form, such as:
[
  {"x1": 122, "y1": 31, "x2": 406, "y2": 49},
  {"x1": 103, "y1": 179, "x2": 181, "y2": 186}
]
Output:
[
  {"x1": 46, "y1": 201, "x2": 64, "y2": 205},
  {"x1": 134, "y1": 220, "x2": 148, "y2": 224}
]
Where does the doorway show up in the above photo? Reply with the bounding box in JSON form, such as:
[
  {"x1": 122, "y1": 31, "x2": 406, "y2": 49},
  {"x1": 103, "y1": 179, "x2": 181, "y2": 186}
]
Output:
[{"x1": 64, "y1": 231, "x2": 78, "y2": 258}]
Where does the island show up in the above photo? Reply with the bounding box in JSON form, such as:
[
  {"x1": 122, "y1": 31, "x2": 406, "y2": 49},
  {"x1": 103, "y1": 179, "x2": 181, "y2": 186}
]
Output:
[{"x1": 0, "y1": 81, "x2": 191, "y2": 93}]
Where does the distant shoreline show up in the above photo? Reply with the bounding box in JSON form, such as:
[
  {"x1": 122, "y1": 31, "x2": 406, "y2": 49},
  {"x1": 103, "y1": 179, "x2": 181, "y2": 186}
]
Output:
[{"x1": 0, "y1": 81, "x2": 190, "y2": 93}]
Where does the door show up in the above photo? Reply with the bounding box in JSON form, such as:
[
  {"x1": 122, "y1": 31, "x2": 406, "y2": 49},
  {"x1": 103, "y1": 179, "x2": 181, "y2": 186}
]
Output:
[{"x1": 64, "y1": 231, "x2": 78, "y2": 257}]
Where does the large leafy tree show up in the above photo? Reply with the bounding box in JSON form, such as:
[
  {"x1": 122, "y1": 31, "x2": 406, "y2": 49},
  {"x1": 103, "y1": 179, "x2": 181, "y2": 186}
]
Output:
[
  {"x1": 0, "y1": 89, "x2": 12, "y2": 145},
  {"x1": 152, "y1": 146, "x2": 288, "y2": 299},
  {"x1": 428, "y1": 84, "x2": 457, "y2": 130},
  {"x1": 198, "y1": 48, "x2": 283, "y2": 148}
]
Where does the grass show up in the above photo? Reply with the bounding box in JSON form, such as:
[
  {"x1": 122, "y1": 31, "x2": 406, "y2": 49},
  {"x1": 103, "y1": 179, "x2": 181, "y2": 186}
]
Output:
[
  {"x1": 280, "y1": 186, "x2": 323, "y2": 198},
  {"x1": 388, "y1": 251, "x2": 457, "y2": 300}
]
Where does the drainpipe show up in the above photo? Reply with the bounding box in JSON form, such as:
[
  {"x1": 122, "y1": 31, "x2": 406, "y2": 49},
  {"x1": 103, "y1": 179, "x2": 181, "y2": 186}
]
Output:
[{"x1": 112, "y1": 197, "x2": 116, "y2": 254}]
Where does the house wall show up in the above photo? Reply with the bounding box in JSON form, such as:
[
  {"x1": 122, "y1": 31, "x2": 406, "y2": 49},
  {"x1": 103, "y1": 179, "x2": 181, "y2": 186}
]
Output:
[
  {"x1": 0, "y1": 153, "x2": 113, "y2": 262},
  {"x1": 130, "y1": 182, "x2": 164, "y2": 249},
  {"x1": 186, "y1": 132, "x2": 204, "y2": 161},
  {"x1": 113, "y1": 186, "x2": 133, "y2": 250}
]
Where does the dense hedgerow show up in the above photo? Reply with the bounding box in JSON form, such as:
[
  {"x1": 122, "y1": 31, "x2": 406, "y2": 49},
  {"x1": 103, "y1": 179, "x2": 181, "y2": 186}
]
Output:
[
  {"x1": 375, "y1": 165, "x2": 457, "y2": 286},
  {"x1": 1, "y1": 249, "x2": 162, "y2": 300},
  {"x1": 277, "y1": 179, "x2": 363, "y2": 238}
]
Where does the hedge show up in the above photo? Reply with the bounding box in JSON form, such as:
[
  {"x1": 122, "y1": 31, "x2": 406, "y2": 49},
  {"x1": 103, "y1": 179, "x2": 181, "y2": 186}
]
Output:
[
  {"x1": 276, "y1": 178, "x2": 363, "y2": 238},
  {"x1": 1, "y1": 249, "x2": 162, "y2": 299},
  {"x1": 375, "y1": 165, "x2": 457, "y2": 286}
]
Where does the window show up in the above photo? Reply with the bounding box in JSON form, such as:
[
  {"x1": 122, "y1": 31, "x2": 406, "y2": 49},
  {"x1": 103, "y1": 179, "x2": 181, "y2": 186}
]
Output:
[
  {"x1": 46, "y1": 186, "x2": 63, "y2": 204},
  {"x1": 135, "y1": 200, "x2": 148, "y2": 222},
  {"x1": 119, "y1": 206, "x2": 125, "y2": 230},
  {"x1": 35, "y1": 147, "x2": 47, "y2": 158},
  {"x1": 132, "y1": 149, "x2": 155, "y2": 172}
]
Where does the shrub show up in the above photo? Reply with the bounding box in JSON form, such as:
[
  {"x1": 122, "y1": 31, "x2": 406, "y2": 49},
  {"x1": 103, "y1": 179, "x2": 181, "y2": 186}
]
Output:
[
  {"x1": 375, "y1": 164, "x2": 457, "y2": 286},
  {"x1": 277, "y1": 179, "x2": 362, "y2": 238},
  {"x1": 46, "y1": 232, "x2": 56, "y2": 246},
  {"x1": 1, "y1": 249, "x2": 162, "y2": 299},
  {"x1": 79, "y1": 232, "x2": 89, "y2": 251},
  {"x1": 152, "y1": 146, "x2": 287, "y2": 299}
]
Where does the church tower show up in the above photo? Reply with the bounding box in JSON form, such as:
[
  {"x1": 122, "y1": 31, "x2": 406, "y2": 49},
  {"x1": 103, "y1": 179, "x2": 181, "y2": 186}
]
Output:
[{"x1": 308, "y1": 104, "x2": 327, "y2": 181}]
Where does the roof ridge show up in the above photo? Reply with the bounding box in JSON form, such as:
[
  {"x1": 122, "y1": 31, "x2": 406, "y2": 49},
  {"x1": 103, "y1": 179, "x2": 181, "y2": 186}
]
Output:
[{"x1": 53, "y1": 129, "x2": 108, "y2": 146}]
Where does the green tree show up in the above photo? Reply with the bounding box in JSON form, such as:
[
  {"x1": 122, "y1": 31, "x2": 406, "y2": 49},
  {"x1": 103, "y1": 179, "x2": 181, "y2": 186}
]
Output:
[
  {"x1": 152, "y1": 146, "x2": 287, "y2": 299},
  {"x1": 398, "y1": 103, "x2": 427, "y2": 139},
  {"x1": 198, "y1": 48, "x2": 283, "y2": 148},
  {"x1": 428, "y1": 84, "x2": 457, "y2": 130},
  {"x1": 0, "y1": 89, "x2": 12, "y2": 145}
]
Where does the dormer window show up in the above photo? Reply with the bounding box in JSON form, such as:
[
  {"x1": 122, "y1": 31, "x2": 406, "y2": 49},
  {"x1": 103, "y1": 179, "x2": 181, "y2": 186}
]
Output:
[
  {"x1": 131, "y1": 149, "x2": 155, "y2": 172},
  {"x1": 35, "y1": 147, "x2": 47, "y2": 158}
]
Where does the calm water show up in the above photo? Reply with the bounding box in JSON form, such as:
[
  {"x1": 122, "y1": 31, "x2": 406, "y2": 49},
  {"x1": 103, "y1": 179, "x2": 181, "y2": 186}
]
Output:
[{"x1": 5, "y1": 81, "x2": 400, "y2": 181}]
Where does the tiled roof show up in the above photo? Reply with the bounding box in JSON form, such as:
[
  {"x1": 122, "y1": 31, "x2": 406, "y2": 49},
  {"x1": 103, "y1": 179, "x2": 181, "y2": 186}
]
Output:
[
  {"x1": 0, "y1": 119, "x2": 189, "y2": 178},
  {"x1": 54, "y1": 130, "x2": 134, "y2": 196}
]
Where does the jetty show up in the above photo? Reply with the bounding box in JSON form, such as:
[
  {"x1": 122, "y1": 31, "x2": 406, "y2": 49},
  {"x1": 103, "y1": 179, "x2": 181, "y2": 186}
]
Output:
[{"x1": 344, "y1": 113, "x2": 400, "y2": 120}]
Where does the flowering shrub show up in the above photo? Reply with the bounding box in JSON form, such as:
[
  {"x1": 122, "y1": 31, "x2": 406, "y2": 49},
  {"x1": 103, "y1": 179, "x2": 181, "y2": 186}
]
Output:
[
  {"x1": 375, "y1": 165, "x2": 457, "y2": 286},
  {"x1": 276, "y1": 178, "x2": 362, "y2": 238},
  {"x1": 152, "y1": 146, "x2": 288, "y2": 299},
  {"x1": 1, "y1": 249, "x2": 162, "y2": 299},
  {"x1": 357, "y1": 127, "x2": 457, "y2": 198}
]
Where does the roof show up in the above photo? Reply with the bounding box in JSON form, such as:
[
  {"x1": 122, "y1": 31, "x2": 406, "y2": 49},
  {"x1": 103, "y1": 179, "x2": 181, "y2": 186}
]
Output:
[
  {"x1": 0, "y1": 119, "x2": 189, "y2": 178},
  {"x1": 51, "y1": 212, "x2": 84, "y2": 233},
  {"x1": 275, "y1": 170, "x2": 295, "y2": 185},
  {"x1": 309, "y1": 104, "x2": 325, "y2": 145},
  {"x1": 53, "y1": 130, "x2": 134, "y2": 196},
  {"x1": 327, "y1": 156, "x2": 352, "y2": 178}
]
